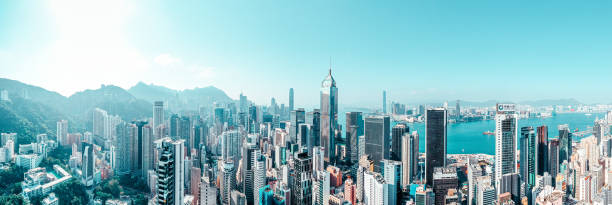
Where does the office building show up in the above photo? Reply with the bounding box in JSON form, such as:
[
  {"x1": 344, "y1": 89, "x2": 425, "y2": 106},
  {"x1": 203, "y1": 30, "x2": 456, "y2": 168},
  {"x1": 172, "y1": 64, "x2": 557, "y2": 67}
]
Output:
[
  {"x1": 289, "y1": 88, "x2": 294, "y2": 112},
  {"x1": 520, "y1": 126, "x2": 536, "y2": 195},
  {"x1": 155, "y1": 137, "x2": 185, "y2": 205},
  {"x1": 548, "y1": 139, "x2": 560, "y2": 179},
  {"x1": 312, "y1": 170, "x2": 330, "y2": 205},
  {"x1": 290, "y1": 108, "x2": 305, "y2": 144},
  {"x1": 307, "y1": 109, "x2": 321, "y2": 147},
  {"x1": 537, "y1": 126, "x2": 548, "y2": 175},
  {"x1": 494, "y1": 103, "x2": 518, "y2": 194},
  {"x1": 221, "y1": 161, "x2": 236, "y2": 205},
  {"x1": 391, "y1": 123, "x2": 409, "y2": 161},
  {"x1": 153, "y1": 101, "x2": 164, "y2": 135},
  {"x1": 292, "y1": 152, "x2": 313, "y2": 205},
  {"x1": 346, "y1": 112, "x2": 363, "y2": 164},
  {"x1": 499, "y1": 173, "x2": 520, "y2": 203},
  {"x1": 468, "y1": 163, "x2": 483, "y2": 205},
  {"x1": 425, "y1": 108, "x2": 447, "y2": 186},
  {"x1": 432, "y1": 167, "x2": 458, "y2": 205},
  {"x1": 402, "y1": 132, "x2": 416, "y2": 187},
  {"x1": 320, "y1": 69, "x2": 338, "y2": 164},
  {"x1": 364, "y1": 115, "x2": 391, "y2": 172},
  {"x1": 558, "y1": 124, "x2": 572, "y2": 164},
  {"x1": 382, "y1": 90, "x2": 386, "y2": 114},
  {"x1": 415, "y1": 185, "x2": 435, "y2": 205},
  {"x1": 81, "y1": 142, "x2": 94, "y2": 186}
]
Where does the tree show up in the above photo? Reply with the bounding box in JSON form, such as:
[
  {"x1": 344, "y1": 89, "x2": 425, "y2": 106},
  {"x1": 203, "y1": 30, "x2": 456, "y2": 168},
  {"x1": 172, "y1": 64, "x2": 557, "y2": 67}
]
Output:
[
  {"x1": 0, "y1": 194, "x2": 25, "y2": 205},
  {"x1": 53, "y1": 179, "x2": 89, "y2": 205}
]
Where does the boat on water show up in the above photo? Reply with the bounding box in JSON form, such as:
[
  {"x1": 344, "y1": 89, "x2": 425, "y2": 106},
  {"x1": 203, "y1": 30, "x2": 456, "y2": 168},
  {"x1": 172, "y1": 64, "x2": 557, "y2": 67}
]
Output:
[
  {"x1": 585, "y1": 113, "x2": 592, "y2": 116},
  {"x1": 483, "y1": 131, "x2": 494, "y2": 135}
]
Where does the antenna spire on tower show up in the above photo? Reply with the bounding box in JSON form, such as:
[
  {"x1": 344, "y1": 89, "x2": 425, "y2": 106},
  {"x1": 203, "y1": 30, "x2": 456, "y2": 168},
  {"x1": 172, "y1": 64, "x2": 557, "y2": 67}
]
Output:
[{"x1": 329, "y1": 56, "x2": 332, "y2": 75}]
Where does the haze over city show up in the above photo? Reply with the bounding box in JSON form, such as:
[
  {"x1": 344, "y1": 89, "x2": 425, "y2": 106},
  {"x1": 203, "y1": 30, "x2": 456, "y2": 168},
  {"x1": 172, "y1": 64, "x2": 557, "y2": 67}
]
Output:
[
  {"x1": 1, "y1": 1, "x2": 612, "y2": 205},
  {"x1": 2, "y1": 1, "x2": 612, "y2": 107}
]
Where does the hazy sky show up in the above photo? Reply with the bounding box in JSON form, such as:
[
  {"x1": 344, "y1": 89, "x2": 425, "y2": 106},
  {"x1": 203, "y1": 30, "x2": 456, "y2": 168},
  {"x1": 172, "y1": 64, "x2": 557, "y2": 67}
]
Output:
[{"x1": 1, "y1": 1, "x2": 612, "y2": 108}]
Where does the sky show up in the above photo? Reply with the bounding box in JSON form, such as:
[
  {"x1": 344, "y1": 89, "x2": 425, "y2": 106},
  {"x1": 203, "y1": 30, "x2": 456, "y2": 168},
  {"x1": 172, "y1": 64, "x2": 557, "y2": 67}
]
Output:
[{"x1": 1, "y1": 1, "x2": 612, "y2": 108}]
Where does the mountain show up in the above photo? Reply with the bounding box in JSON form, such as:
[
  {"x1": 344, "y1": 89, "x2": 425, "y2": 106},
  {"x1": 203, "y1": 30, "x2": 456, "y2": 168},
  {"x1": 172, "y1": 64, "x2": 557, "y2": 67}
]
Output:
[
  {"x1": 127, "y1": 82, "x2": 177, "y2": 103},
  {"x1": 0, "y1": 97, "x2": 69, "y2": 144},
  {"x1": 68, "y1": 85, "x2": 152, "y2": 123},
  {"x1": 128, "y1": 82, "x2": 234, "y2": 111},
  {"x1": 0, "y1": 78, "x2": 69, "y2": 112}
]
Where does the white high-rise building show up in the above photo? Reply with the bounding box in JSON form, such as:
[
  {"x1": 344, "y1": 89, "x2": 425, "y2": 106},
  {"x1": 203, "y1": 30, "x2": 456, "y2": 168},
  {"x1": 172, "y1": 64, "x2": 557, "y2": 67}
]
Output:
[
  {"x1": 155, "y1": 137, "x2": 185, "y2": 205},
  {"x1": 200, "y1": 176, "x2": 218, "y2": 205},
  {"x1": 477, "y1": 176, "x2": 496, "y2": 205},
  {"x1": 312, "y1": 170, "x2": 330, "y2": 205},
  {"x1": 363, "y1": 171, "x2": 385, "y2": 205},
  {"x1": 141, "y1": 124, "x2": 154, "y2": 178},
  {"x1": 401, "y1": 132, "x2": 415, "y2": 187},
  {"x1": 221, "y1": 161, "x2": 236, "y2": 204},
  {"x1": 153, "y1": 101, "x2": 164, "y2": 135},
  {"x1": 312, "y1": 146, "x2": 325, "y2": 172},
  {"x1": 494, "y1": 103, "x2": 518, "y2": 195},
  {"x1": 468, "y1": 162, "x2": 483, "y2": 205},
  {"x1": 56, "y1": 120, "x2": 68, "y2": 146}
]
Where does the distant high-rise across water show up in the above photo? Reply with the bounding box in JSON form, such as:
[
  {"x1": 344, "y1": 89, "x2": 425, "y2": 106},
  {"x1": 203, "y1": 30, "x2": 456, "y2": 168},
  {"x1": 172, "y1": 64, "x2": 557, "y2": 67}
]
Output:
[{"x1": 289, "y1": 88, "x2": 294, "y2": 112}]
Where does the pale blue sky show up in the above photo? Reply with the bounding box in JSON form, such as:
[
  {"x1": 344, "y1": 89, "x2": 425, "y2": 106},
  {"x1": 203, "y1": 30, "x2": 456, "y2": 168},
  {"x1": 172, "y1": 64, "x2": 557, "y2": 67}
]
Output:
[{"x1": 1, "y1": 1, "x2": 612, "y2": 108}]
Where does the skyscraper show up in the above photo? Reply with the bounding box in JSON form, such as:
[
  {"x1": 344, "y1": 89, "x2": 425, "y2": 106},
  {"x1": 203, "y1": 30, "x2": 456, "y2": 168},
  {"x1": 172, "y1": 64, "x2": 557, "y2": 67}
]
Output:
[
  {"x1": 292, "y1": 152, "x2": 312, "y2": 205},
  {"x1": 382, "y1": 159, "x2": 402, "y2": 205},
  {"x1": 306, "y1": 110, "x2": 321, "y2": 147},
  {"x1": 558, "y1": 124, "x2": 572, "y2": 164},
  {"x1": 382, "y1": 90, "x2": 387, "y2": 114},
  {"x1": 81, "y1": 142, "x2": 94, "y2": 186},
  {"x1": 221, "y1": 161, "x2": 236, "y2": 204},
  {"x1": 289, "y1": 88, "x2": 294, "y2": 112},
  {"x1": 455, "y1": 100, "x2": 461, "y2": 119},
  {"x1": 298, "y1": 124, "x2": 311, "y2": 151},
  {"x1": 320, "y1": 69, "x2": 338, "y2": 164},
  {"x1": 142, "y1": 124, "x2": 154, "y2": 178},
  {"x1": 391, "y1": 123, "x2": 409, "y2": 161},
  {"x1": 153, "y1": 101, "x2": 164, "y2": 135},
  {"x1": 548, "y1": 139, "x2": 560, "y2": 179},
  {"x1": 239, "y1": 93, "x2": 248, "y2": 113},
  {"x1": 114, "y1": 122, "x2": 132, "y2": 174},
  {"x1": 169, "y1": 114, "x2": 180, "y2": 138},
  {"x1": 243, "y1": 142, "x2": 261, "y2": 205},
  {"x1": 425, "y1": 108, "x2": 447, "y2": 186},
  {"x1": 364, "y1": 115, "x2": 391, "y2": 172},
  {"x1": 346, "y1": 112, "x2": 364, "y2": 163},
  {"x1": 56, "y1": 120, "x2": 68, "y2": 147},
  {"x1": 290, "y1": 108, "x2": 305, "y2": 144},
  {"x1": 520, "y1": 126, "x2": 536, "y2": 197},
  {"x1": 402, "y1": 132, "x2": 415, "y2": 187},
  {"x1": 432, "y1": 167, "x2": 458, "y2": 205},
  {"x1": 537, "y1": 126, "x2": 548, "y2": 175},
  {"x1": 494, "y1": 103, "x2": 518, "y2": 194},
  {"x1": 155, "y1": 137, "x2": 185, "y2": 205}
]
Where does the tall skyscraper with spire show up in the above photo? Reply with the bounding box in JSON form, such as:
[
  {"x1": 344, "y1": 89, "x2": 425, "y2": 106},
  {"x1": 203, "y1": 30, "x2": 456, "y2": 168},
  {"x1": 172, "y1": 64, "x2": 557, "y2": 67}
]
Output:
[
  {"x1": 289, "y1": 88, "x2": 294, "y2": 112},
  {"x1": 320, "y1": 68, "x2": 338, "y2": 164}
]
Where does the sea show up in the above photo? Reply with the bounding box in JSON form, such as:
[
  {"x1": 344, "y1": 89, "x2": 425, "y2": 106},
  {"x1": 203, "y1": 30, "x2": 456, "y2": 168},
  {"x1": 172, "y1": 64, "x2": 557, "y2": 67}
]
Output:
[{"x1": 338, "y1": 112, "x2": 606, "y2": 155}]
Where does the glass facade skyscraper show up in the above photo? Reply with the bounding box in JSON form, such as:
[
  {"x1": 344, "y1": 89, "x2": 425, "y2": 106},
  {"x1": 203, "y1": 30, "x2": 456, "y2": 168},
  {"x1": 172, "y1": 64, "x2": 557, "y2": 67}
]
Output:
[
  {"x1": 364, "y1": 115, "x2": 390, "y2": 172},
  {"x1": 320, "y1": 69, "x2": 338, "y2": 164},
  {"x1": 425, "y1": 108, "x2": 447, "y2": 186}
]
